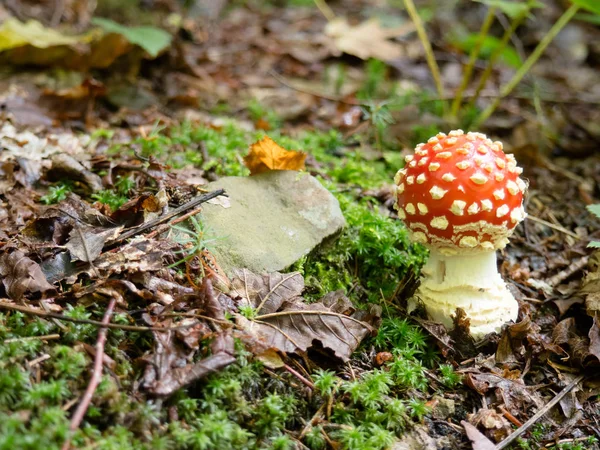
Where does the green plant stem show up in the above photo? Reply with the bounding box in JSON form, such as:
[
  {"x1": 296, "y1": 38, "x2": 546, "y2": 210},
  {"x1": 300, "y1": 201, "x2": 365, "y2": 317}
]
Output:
[
  {"x1": 403, "y1": 0, "x2": 446, "y2": 104},
  {"x1": 314, "y1": 0, "x2": 335, "y2": 21},
  {"x1": 450, "y1": 6, "x2": 497, "y2": 118},
  {"x1": 473, "y1": 4, "x2": 579, "y2": 127},
  {"x1": 468, "y1": 11, "x2": 527, "y2": 109}
]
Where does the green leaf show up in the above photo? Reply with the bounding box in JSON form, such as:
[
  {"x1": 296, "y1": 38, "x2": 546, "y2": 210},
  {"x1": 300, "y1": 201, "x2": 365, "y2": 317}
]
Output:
[
  {"x1": 452, "y1": 34, "x2": 522, "y2": 68},
  {"x1": 587, "y1": 204, "x2": 600, "y2": 218},
  {"x1": 570, "y1": 0, "x2": 600, "y2": 15},
  {"x1": 473, "y1": 0, "x2": 544, "y2": 19},
  {"x1": 575, "y1": 12, "x2": 600, "y2": 24},
  {"x1": 91, "y1": 17, "x2": 171, "y2": 58},
  {"x1": 588, "y1": 241, "x2": 600, "y2": 248}
]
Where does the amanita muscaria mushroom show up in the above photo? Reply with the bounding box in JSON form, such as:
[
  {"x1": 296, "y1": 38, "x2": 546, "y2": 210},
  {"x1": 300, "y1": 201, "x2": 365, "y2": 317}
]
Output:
[{"x1": 394, "y1": 130, "x2": 527, "y2": 338}]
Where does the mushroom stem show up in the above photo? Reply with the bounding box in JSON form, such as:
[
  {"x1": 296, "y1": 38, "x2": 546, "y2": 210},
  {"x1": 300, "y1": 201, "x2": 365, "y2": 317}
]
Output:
[{"x1": 416, "y1": 249, "x2": 518, "y2": 338}]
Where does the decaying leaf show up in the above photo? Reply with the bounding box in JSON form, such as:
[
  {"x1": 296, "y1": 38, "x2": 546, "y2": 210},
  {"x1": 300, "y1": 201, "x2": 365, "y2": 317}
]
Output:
[
  {"x1": 65, "y1": 225, "x2": 122, "y2": 263},
  {"x1": 461, "y1": 421, "x2": 497, "y2": 450},
  {"x1": 325, "y1": 17, "x2": 414, "y2": 61},
  {"x1": 143, "y1": 279, "x2": 235, "y2": 396},
  {"x1": 243, "y1": 136, "x2": 306, "y2": 175},
  {"x1": 49, "y1": 153, "x2": 104, "y2": 192},
  {"x1": 227, "y1": 269, "x2": 376, "y2": 361},
  {"x1": 0, "y1": 250, "x2": 54, "y2": 300},
  {"x1": 0, "y1": 123, "x2": 87, "y2": 162},
  {"x1": 229, "y1": 269, "x2": 304, "y2": 314},
  {"x1": 589, "y1": 315, "x2": 600, "y2": 363}
]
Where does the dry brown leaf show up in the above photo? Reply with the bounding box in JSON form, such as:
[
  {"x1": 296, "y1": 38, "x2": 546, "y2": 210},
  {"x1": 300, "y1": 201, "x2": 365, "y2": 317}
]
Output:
[
  {"x1": 65, "y1": 225, "x2": 122, "y2": 263},
  {"x1": 228, "y1": 269, "x2": 375, "y2": 361},
  {"x1": 461, "y1": 421, "x2": 497, "y2": 450},
  {"x1": 143, "y1": 279, "x2": 236, "y2": 397},
  {"x1": 243, "y1": 136, "x2": 306, "y2": 175},
  {"x1": 0, "y1": 250, "x2": 54, "y2": 300},
  {"x1": 229, "y1": 268, "x2": 304, "y2": 314},
  {"x1": 325, "y1": 18, "x2": 414, "y2": 61}
]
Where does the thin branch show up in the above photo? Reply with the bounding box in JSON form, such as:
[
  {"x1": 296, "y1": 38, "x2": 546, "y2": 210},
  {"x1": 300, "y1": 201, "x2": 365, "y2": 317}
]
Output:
[
  {"x1": 283, "y1": 363, "x2": 315, "y2": 390},
  {"x1": 3, "y1": 333, "x2": 61, "y2": 344},
  {"x1": 106, "y1": 189, "x2": 226, "y2": 246},
  {"x1": 0, "y1": 301, "x2": 208, "y2": 332},
  {"x1": 62, "y1": 296, "x2": 117, "y2": 450},
  {"x1": 526, "y1": 215, "x2": 581, "y2": 240},
  {"x1": 144, "y1": 205, "x2": 205, "y2": 240},
  {"x1": 495, "y1": 374, "x2": 585, "y2": 449}
]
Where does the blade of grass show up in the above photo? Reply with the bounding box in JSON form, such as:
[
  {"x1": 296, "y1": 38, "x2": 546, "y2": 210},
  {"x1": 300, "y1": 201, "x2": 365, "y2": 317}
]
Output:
[
  {"x1": 403, "y1": 0, "x2": 446, "y2": 112},
  {"x1": 314, "y1": 0, "x2": 335, "y2": 21},
  {"x1": 468, "y1": 9, "x2": 527, "y2": 108},
  {"x1": 450, "y1": 6, "x2": 497, "y2": 118},
  {"x1": 473, "y1": 4, "x2": 579, "y2": 127}
]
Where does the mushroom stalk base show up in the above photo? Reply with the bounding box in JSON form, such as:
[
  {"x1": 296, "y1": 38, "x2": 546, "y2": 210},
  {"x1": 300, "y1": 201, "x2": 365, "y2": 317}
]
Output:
[{"x1": 415, "y1": 249, "x2": 518, "y2": 339}]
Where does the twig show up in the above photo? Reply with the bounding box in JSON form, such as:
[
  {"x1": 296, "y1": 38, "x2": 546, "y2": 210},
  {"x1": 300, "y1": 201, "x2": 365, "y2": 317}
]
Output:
[
  {"x1": 499, "y1": 405, "x2": 523, "y2": 427},
  {"x1": 283, "y1": 363, "x2": 315, "y2": 390},
  {"x1": 495, "y1": 374, "x2": 585, "y2": 449},
  {"x1": 299, "y1": 403, "x2": 326, "y2": 439},
  {"x1": 106, "y1": 189, "x2": 226, "y2": 246},
  {"x1": 474, "y1": 4, "x2": 580, "y2": 127},
  {"x1": 268, "y1": 70, "x2": 360, "y2": 105},
  {"x1": 403, "y1": 0, "x2": 446, "y2": 106},
  {"x1": 144, "y1": 205, "x2": 205, "y2": 240},
  {"x1": 546, "y1": 255, "x2": 590, "y2": 288},
  {"x1": 0, "y1": 301, "x2": 208, "y2": 332},
  {"x1": 270, "y1": 69, "x2": 600, "y2": 108},
  {"x1": 62, "y1": 297, "x2": 116, "y2": 450},
  {"x1": 4, "y1": 333, "x2": 61, "y2": 344},
  {"x1": 451, "y1": 6, "x2": 496, "y2": 118},
  {"x1": 526, "y1": 215, "x2": 581, "y2": 240}
]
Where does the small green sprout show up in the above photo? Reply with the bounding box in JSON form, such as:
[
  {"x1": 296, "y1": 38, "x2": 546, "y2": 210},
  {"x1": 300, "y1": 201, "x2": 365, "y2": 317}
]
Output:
[{"x1": 41, "y1": 184, "x2": 72, "y2": 204}]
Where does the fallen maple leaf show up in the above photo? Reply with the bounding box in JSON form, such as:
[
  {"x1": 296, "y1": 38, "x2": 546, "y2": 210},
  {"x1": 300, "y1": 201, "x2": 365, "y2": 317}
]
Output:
[
  {"x1": 325, "y1": 17, "x2": 414, "y2": 62},
  {"x1": 244, "y1": 136, "x2": 306, "y2": 175}
]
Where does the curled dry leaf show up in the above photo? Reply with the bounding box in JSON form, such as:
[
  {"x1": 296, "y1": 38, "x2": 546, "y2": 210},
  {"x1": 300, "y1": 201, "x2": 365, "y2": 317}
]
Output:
[
  {"x1": 228, "y1": 269, "x2": 376, "y2": 361},
  {"x1": 49, "y1": 154, "x2": 104, "y2": 193},
  {"x1": 0, "y1": 250, "x2": 54, "y2": 300},
  {"x1": 243, "y1": 136, "x2": 306, "y2": 175}
]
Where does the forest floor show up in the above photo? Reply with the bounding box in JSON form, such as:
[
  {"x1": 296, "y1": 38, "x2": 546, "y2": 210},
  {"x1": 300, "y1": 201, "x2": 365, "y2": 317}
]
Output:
[{"x1": 0, "y1": 1, "x2": 599, "y2": 449}]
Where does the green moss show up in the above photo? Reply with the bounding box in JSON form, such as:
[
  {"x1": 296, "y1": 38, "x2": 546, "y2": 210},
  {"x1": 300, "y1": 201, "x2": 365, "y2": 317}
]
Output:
[{"x1": 3, "y1": 119, "x2": 439, "y2": 448}]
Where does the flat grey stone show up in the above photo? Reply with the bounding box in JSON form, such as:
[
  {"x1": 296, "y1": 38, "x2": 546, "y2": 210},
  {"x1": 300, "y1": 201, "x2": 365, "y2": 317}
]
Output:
[{"x1": 195, "y1": 171, "x2": 345, "y2": 275}]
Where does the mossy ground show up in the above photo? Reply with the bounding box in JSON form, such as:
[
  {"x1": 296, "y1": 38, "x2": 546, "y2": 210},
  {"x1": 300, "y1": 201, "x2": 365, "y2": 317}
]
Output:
[{"x1": 0, "y1": 117, "x2": 465, "y2": 449}]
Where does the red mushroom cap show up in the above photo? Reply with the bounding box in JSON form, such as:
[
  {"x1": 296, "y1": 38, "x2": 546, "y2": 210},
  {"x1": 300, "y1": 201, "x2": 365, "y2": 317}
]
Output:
[{"x1": 394, "y1": 130, "x2": 526, "y2": 253}]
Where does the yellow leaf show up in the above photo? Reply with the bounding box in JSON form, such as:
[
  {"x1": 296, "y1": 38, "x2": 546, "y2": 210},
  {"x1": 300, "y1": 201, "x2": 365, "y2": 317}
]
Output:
[
  {"x1": 244, "y1": 136, "x2": 306, "y2": 175},
  {"x1": 0, "y1": 19, "x2": 91, "y2": 52}
]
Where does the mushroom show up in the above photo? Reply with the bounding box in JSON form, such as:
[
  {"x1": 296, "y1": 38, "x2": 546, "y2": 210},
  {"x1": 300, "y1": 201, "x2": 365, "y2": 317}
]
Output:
[{"x1": 393, "y1": 130, "x2": 527, "y2": 338}]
